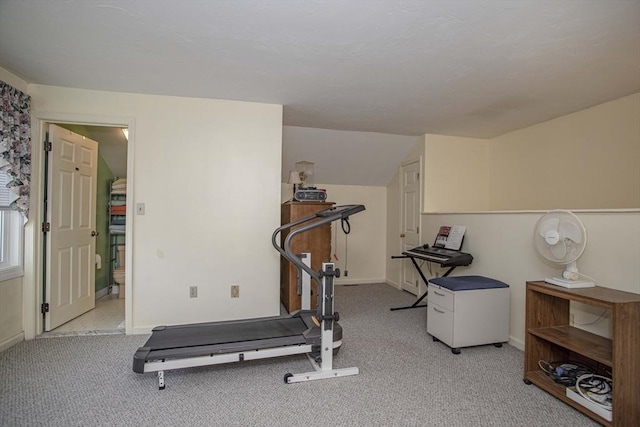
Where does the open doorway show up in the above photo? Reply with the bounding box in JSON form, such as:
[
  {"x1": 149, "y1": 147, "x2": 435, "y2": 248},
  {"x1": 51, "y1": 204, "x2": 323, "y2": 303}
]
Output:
[{"x1": 42, "y1": 123, "x2": 128, "y2": 335}]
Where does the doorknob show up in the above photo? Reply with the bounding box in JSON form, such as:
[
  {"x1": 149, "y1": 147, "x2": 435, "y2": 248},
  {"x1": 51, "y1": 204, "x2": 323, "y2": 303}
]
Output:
[
  {"x1": 400, "y1": 233, "x2": 405, "y2": 238},
  {"x1": 91, "y1": 230, "x2": 99, "y2": 237}
]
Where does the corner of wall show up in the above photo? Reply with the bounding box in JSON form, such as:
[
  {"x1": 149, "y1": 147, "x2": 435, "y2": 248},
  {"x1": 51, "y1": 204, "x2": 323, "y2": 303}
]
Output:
[
  {"x1": 0, "y1": 65, "x2": 29, "y2": 92},
  {"x1": 0, "y1": 332, "x2": 24, "y2": 352}
]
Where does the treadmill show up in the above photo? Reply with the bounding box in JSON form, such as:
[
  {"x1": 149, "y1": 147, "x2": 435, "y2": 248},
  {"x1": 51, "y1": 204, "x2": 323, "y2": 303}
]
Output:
[{"x1": 133, "y1": 204, "x2": 365, "y2": 389}]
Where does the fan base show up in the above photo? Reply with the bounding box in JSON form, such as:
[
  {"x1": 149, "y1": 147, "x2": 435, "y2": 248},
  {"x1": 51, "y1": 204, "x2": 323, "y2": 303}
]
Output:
[{"x1": 545, "y1": 277, "x2": 595, "y2": 288}]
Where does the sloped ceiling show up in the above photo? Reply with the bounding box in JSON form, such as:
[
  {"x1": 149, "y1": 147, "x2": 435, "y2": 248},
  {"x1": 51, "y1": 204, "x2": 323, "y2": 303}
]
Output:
[
  {"x1": 1, "y1": 1, "x2": 638, "y2": 185},
  {"x1": 282, "y1": 127, "x2": 420, "y2": 186},
  {"x1": 1, "y1": 1, "x2": 638, "y2": 138}
]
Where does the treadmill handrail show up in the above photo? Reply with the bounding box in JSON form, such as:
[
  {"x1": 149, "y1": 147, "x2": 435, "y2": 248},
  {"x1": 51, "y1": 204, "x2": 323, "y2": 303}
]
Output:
[
  {"x1": 271, "y1": 213, "x2": 321, "y2": 261},
  {"x1": 283, "y1": 215, "x2": 334, "y2": 288},
  {"x1": 272, "y1": 205, "x2": 366, "y2": 297}
]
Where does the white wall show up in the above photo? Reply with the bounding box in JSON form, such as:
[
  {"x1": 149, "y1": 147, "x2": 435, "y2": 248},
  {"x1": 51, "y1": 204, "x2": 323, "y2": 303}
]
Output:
[
  {"x1": 280, "y1": 183, "x2": 387, "y2": 285},
  {"x1": 0, "y1": 276, "x2": 23, "y2": 351},
  {"x1": 421, "y1": 211, "x2": 640, "y2": 349},
  {"x1": 27, "y1": 85, "x2": 283, "y2": 334}
]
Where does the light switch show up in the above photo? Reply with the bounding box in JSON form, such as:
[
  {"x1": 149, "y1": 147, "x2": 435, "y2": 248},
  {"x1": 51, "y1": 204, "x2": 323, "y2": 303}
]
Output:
[{"x1": 136, "y1": 203, "x2": 145, "y2": 215}]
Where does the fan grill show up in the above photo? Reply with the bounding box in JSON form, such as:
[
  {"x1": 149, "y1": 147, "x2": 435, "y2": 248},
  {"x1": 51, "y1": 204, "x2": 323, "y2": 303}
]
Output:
[{"x1": 534, "y1": 210, "x2": 594, "y2": 288}]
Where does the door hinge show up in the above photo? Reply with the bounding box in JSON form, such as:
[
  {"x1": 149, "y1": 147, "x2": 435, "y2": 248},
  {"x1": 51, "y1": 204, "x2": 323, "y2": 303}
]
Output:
[
  {"x1": 417, "y1": 226, "x2": 419, "y2": 233},
  {"x1": 42, "y1": 222, "x2": 50, "y2": 233},
  {"x1": 41, "y1": 303, "x2": 50, "y2": 314},
  {"x1": 44, "y1": 141, "x2": 52, "y2": 151}
]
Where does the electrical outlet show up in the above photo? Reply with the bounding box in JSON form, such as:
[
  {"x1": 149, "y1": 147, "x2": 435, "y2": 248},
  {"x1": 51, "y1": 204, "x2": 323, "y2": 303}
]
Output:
[
  {"x1": 189, "y1": 286, "x2": 198, "y2": 298},
  {"x1": 231, "y1": 285, "x2": 240, "y2": 298}
]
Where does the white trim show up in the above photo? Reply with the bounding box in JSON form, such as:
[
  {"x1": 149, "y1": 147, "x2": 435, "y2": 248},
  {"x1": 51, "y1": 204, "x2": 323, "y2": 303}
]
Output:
[
  {"x1": 422, "y1": 208, "x2": 640, "y2": 215},
  {"x1": 0, "y1": 331, "x2": 24, "y2": 352},
  {"x1": 26, "y1": 112, "x2": 135, "y2": 340},
  {"x1": 0, "y1": 265, "x2": 24, "y2": 281},
  {"x1": 508, "y1": 336, "x2": 524, "y2": 351},
  {"x1": 95, "y1": 286, "x2": 110, "y2": 300},
  {"x1": 335, "y1": 278, "x2": 386, "y2": 285},
  {"x1": 384, "y1": 279, "x2": 401, "y2": 290},
  {"x1": 398, "y1": 155, "x2": 423, "y2": 295},
  {"x1": 0, "y1": 209, "x2": 24, "y2": 281},
  {"x1": 131, "y1": 325, "x2": 155, "y2": 335}
]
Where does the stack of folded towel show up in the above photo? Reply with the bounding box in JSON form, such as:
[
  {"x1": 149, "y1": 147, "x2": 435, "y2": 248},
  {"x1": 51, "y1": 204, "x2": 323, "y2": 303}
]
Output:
[
  {"x1": 111, "y1": 178, "x2": 127, "y2": 195},
  {"x1": 109, "y1": 178, "x2": 127, "y2": 234}
]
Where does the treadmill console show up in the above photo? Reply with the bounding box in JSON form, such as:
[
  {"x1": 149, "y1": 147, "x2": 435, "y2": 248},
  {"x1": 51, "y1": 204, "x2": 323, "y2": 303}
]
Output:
[{"x1": 316, "y1": 204, "x2": 365, "y2": 219}]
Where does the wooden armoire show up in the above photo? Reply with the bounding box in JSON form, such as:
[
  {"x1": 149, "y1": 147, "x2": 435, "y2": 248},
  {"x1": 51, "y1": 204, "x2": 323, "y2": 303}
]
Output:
[{"x1": 280, "y1": 201, "x2": 333, "y2": 312}]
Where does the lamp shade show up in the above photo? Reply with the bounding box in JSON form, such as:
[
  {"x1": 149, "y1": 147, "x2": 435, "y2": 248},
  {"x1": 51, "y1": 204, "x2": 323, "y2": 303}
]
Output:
[
  {"x1": 287, "y1": 171, "x2": 302, "y2": 185},
  {"x1": 295, "y1": 161, "x2": 314, "y2": 187}
]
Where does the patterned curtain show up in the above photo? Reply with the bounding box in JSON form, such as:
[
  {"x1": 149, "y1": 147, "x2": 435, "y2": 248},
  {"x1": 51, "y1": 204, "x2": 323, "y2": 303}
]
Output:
[{"x1": 0, "y1": 80, "x2": 31, "y2": 218}]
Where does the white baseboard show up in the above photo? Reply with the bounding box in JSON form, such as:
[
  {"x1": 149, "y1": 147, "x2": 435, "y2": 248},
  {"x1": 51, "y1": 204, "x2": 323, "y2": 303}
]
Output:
[
  {"x1": 385, "y1": 279, "x2": 401, "y2": 289},
  {"x1": 508, "y1": 336, "x2": 524, "y2": 351},
  {"x1": 335, "y1": 278, "x2": 386, "y2": 285},
  {"x1": 95, "y1": 286, "x2": 110, "y2": 300},
  {"x1": 131, "y1": 326, "x2": 154, "y2": 335},
  {"x1": 0, "y1": 331, "x2": 24, "y2": 352}
]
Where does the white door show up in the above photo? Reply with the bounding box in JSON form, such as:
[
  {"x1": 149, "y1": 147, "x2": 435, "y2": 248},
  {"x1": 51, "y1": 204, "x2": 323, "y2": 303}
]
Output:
[
  {"x1": 400, "y1": 160, "x2": 421, "y2": 295},
  {"x1": 45, "y1": 124, "x2": 98, "y2": 330}
]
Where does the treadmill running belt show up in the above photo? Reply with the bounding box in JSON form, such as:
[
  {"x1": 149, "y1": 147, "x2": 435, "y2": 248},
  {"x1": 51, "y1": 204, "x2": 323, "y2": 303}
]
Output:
[{"x1": 144, "y1": 317, "x2": 309, "y2": 350}]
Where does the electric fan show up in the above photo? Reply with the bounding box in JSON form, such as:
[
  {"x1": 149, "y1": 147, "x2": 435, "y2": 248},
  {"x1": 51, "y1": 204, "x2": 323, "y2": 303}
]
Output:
[{"x1": 534, "y1": 210, "x2": 595, "y2": 288}]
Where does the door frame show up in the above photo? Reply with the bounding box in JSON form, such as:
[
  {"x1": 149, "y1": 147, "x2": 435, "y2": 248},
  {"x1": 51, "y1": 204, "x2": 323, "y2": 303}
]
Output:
[
  {"x1": 24, "y1": 112, "x2": 135, "y2": 338},
  {"x1": 399, "y1": 156, "x2": 423, "y2": 292}
]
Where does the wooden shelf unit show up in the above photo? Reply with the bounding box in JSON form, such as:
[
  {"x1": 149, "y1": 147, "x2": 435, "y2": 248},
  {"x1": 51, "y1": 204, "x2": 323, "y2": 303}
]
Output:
[{"x1": 524, "y1": 281, "x2": 640, "y2": 426}]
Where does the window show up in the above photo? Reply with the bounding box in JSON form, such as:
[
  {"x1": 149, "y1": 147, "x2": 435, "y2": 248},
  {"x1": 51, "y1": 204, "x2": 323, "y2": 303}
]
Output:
[{"x1": 0, "y1": 169, "x2": 24, "y2": 281}]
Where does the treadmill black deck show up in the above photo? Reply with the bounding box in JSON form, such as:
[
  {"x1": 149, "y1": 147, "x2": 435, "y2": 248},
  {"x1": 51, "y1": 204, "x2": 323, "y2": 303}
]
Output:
[
  {"x1": 133, "y1": 314, "x2": 345, "y2": 373},
  {"x1": 145, "y1": 317, "x2": 309, "y2": 350}
]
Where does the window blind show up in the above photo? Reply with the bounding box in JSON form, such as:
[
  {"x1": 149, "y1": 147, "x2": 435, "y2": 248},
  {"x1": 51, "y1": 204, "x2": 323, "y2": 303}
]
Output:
[{"x1": 0, "y1": 169, "x2": 11, "y2": 209}]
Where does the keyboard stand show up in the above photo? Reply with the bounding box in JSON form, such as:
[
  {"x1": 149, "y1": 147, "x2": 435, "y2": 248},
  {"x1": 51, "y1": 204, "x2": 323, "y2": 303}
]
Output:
[{"x1": 389, "y1": 254, "x2": 457, "y2": 311}]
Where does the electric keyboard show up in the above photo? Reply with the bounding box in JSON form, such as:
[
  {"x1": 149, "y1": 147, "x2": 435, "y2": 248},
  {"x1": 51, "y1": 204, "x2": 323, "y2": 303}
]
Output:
[
  {"x1": 402, "y1": 245, "x2": 473, "y2": 267},
  {"x1": 390, "y1": 245, "x2": 474, "y2": 311}
]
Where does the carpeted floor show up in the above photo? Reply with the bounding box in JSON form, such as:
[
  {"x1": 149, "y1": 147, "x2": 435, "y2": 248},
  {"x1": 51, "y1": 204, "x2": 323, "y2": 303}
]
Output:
[{"x1": 0, "y1": 283, "x2": 597, "y2": 426}]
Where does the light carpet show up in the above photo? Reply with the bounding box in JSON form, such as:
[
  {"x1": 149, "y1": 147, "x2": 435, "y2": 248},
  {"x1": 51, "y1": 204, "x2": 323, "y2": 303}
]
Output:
[{"x1": 0, "y1": 283, "x2": 597, "y2": 426}]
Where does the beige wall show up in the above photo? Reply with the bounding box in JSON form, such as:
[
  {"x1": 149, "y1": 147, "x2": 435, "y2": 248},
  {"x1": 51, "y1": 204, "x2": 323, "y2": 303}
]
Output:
[
  {"x1": 386, "y1": 93, "x2": 640, "y2": 349},
  {"x1": 26, "y1": 85, "x2": 283, "y2": 335},
  {"x1": 423, "y1": 134, "x2": 491, "y2": 212},
  {"x1": 0, "y1": 66, "x2": 28, "y2": 350},
  {"x1": 420, "y1": 94, "x2": 640, "y2": 212},
  {"x1": 280, "y1": 183, "x2": 387, "y2": 285},
  {"x1": 489, "y1": 93, "x2": 640, "y2": 210}
]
